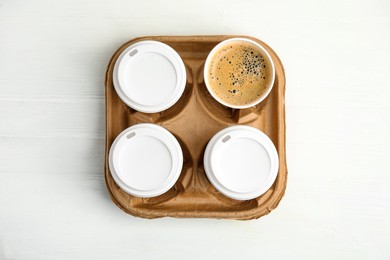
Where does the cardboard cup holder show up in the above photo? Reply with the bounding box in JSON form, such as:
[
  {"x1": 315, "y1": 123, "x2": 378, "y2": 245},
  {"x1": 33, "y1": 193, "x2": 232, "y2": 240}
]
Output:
[{"x1": 105, "y1": 35, "x2": 287, "y2": 220}]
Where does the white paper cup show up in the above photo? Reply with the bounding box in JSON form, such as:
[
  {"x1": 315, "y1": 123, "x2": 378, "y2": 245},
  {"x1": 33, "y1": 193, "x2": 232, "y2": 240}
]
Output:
[
  {"x1": 113, "y1": 40, "x2": 186, "y2": 113},
  {"x1": 204, "y1": 38, "x2": 275, "y2": 109},
  {"x1": 109, "y1": 123, "x2": 183, "y2": 198},
  {"x1": 204, "y1": 125, "x2": 279, "y2": 200}
]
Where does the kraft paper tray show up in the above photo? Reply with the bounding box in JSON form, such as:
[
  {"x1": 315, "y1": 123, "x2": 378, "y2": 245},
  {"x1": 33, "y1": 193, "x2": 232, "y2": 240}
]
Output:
[{"x1": 104, "y1": 35, "x2": 287, "y2": 220}]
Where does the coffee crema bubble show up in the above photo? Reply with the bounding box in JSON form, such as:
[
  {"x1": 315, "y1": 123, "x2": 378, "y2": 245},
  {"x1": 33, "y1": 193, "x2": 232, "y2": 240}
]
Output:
[{"x1": 207, "y1": 41, "x2": 272, "y2": 106}]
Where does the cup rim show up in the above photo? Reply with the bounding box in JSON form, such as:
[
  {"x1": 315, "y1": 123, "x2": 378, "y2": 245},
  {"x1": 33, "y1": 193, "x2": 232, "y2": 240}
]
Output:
[{"x1": 203, "y1": 38, "x2": 275, "y2": 109}]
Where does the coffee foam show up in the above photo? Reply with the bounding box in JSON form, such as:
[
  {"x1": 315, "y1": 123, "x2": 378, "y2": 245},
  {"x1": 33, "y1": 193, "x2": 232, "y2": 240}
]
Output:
[{"x1": 207, "y1": 41, "x2": 271, "y2": 106}]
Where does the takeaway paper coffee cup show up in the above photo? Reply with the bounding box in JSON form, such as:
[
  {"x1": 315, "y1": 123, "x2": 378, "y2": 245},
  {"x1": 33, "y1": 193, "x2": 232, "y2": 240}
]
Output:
[
  {"x1": 204, "y1": 38, "x2": 275, "y2": 109},
  {"x1": 113, "y1": 40, "x2": 186, "y2": 113},
  {"x1": 109, "y1": 124, "x2": 183, "y2": 198},
  {"x1": 204, "y1": 125, "x2": 279, "y2": 200}
]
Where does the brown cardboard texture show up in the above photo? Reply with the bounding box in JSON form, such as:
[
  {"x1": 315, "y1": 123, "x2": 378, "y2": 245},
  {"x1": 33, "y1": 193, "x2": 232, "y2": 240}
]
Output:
[{"x1": 104, "y1": 35, "x2": 287, "y2": 220}]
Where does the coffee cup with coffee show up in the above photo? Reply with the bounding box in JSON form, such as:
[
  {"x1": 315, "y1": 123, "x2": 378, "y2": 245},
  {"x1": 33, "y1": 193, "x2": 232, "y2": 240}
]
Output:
[{"x1": 204, "y1": 38, "x2": 275, "y2": 109}]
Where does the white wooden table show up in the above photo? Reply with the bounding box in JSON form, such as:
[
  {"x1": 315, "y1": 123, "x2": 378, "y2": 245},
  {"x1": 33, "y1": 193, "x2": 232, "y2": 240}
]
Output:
[{"x1": 1, "y1": 0, "x2": 389, "y2": 259}]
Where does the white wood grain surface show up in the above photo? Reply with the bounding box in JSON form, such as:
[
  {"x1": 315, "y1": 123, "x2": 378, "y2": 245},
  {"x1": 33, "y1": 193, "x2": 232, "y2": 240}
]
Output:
[{"x1": 1, "y1": 0, "x2": 389, "y2": 259}]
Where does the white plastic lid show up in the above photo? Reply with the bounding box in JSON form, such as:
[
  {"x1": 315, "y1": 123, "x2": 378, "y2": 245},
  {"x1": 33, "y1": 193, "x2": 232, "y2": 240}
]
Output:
[
  {"x1": 109, "y1": 123, "x2": 183, "y2": 197},
  {"x1": 204, "y1": 125, "x2": 279, "y2": 200},
  {"x1": 113, "y1": 40, "x2": 186, "y2": 113}
]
